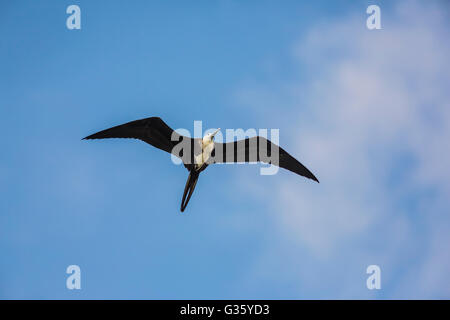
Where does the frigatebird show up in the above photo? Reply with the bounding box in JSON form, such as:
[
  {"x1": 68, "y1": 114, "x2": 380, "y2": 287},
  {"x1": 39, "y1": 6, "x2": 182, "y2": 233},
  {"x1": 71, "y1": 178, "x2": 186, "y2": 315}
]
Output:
[{"x1": 83, "y1": 117, "x2": 318, "y2": 212}]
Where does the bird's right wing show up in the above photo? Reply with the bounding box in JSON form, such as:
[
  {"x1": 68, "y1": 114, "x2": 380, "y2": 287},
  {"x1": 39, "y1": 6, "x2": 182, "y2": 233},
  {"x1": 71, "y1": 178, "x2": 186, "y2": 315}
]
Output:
[
  {"x1": 83, "y1": 117, "x2": 197, "y2": 170},
  {"x1": 213, "y1": 136, "x2": 319, "y2": 182}
]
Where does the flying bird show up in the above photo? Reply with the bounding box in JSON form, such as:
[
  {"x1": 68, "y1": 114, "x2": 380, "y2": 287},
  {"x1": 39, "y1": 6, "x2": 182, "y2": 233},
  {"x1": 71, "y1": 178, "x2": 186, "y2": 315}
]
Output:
[{"x1": 83, "y1": 117, "x2": 318, "y2": 212}]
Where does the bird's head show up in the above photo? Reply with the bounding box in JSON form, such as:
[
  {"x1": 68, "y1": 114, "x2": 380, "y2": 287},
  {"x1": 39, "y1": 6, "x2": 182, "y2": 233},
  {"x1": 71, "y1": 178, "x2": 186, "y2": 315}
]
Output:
[{"x1": 203, "y1": 128, "x2": 221, "y2": 144}]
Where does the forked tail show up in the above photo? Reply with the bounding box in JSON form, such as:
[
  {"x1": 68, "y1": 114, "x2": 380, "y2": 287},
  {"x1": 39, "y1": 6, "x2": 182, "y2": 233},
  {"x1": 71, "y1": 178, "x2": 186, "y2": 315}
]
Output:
[{"x1": 180, "y1": 169, "x2": 200, "y2": 212}]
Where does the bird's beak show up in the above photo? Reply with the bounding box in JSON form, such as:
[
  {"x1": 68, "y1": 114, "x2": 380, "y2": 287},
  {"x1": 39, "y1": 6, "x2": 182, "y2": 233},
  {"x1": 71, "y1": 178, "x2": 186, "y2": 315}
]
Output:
[{"x1": 211, "y1": 128, "x2": 221, "y2": 138}]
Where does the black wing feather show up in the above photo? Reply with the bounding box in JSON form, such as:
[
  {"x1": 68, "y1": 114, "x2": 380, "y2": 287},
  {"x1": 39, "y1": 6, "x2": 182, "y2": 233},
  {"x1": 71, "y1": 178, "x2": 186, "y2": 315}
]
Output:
[
  {"x1": 83, "y1": 117, "x2": 197, "y2": 170},
  {"x1": 83, "y1": 117, "x2": 179, "y2": 153},
  {"x1": 213, "y1": 137, "x2": 319, "y2": 182},
  {"x1": 84, "y1": 118, "x2": 318, "y2": 181}
]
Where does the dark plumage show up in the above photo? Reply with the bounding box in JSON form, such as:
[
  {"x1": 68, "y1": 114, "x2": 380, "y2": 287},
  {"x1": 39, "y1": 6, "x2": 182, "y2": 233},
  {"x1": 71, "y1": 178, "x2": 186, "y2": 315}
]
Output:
[{"x1": 83, "y1": 117, "x2": 318, "y2": 212}]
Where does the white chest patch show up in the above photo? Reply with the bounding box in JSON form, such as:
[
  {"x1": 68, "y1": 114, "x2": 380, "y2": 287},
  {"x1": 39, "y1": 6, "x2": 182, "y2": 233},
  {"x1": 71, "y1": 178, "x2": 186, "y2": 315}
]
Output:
[{"x1": 195, "y1": 141, "x2": 215, "y2": 167}]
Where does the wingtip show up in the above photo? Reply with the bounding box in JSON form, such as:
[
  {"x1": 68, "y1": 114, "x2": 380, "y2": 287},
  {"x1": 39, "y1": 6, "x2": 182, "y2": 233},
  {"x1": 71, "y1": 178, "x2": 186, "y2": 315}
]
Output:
[
  {"x1": 309, "y1": 174, "x2": 319, "y2": 183},
  {"x1": 82, "y1": 134, "x2": 95, "y2": 140}
]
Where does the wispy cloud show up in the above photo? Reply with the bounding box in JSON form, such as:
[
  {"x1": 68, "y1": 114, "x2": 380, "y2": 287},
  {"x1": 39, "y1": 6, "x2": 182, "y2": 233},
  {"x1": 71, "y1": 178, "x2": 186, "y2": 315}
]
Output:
[{"x1": 235, "y1": 1, "x2": 450, "y2": 298}]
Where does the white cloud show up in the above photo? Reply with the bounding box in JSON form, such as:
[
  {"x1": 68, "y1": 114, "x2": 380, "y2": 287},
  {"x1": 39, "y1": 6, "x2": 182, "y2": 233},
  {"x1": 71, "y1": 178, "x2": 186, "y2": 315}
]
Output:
[{"x1": 235, "y1": 1, "x2": 450, "y2": 298}]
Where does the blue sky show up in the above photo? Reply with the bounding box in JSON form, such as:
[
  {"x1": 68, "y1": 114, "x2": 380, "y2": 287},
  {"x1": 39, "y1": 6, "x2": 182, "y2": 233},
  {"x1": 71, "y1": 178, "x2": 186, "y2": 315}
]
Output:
[{"x1": 1, "y1": 0, "x2": 449, "y2": 299}]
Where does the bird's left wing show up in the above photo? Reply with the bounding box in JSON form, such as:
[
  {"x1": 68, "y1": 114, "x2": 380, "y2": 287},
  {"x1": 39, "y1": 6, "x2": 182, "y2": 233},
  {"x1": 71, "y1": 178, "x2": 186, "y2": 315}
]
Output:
[
  {"x1": 213, "y1": 136, "x2": 319, "y2": 182},
  {"x1": 83, "y1": 117, "x2": 196, "y2": 170}
]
